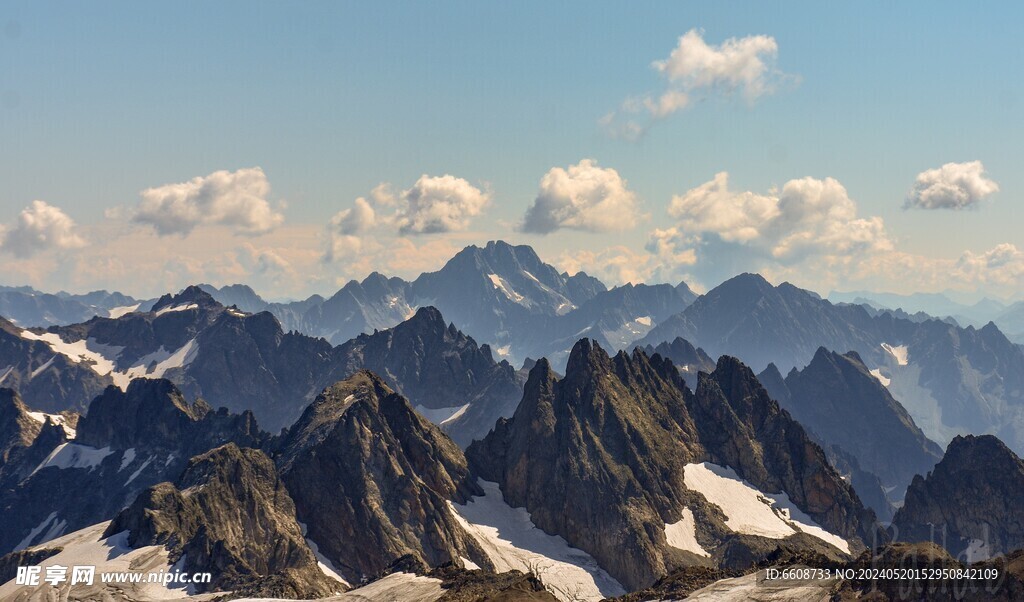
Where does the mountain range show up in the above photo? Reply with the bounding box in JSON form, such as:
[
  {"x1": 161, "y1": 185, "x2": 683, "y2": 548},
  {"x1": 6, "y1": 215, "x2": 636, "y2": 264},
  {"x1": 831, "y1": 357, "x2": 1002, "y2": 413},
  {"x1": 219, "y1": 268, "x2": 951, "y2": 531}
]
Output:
[{"x1": 2, "y1": 240, "x2": 1023, "y2": 600}]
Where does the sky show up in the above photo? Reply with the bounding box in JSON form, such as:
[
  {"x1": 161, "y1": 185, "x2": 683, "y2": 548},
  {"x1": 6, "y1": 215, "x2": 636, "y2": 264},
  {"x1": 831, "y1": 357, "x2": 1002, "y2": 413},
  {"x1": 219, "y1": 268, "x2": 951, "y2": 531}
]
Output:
[{"x1": 1, "y1": 2, "x2": 1022, "y2": 301}]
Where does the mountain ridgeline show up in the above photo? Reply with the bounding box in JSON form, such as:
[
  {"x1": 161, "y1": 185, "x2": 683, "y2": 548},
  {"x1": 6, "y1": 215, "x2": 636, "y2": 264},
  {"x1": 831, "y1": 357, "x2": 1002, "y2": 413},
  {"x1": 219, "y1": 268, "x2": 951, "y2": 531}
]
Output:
[{"x1": 469, "y1": 339, "x2": 882, "y2": 591}]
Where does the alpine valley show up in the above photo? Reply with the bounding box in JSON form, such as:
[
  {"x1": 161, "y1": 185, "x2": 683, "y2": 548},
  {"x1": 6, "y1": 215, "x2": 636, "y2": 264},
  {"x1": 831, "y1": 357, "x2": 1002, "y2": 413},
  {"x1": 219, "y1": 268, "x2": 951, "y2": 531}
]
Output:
[{"x1": 3, "y1": 241, "x2": 1024, "y2": 601}]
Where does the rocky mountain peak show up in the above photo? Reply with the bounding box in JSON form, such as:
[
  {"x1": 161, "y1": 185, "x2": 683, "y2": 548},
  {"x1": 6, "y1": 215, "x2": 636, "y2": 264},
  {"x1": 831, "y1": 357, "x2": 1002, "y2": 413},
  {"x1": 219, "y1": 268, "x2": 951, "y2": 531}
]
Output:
[
  {"x1": 893, "y1": 434, "x2": 1024, "y2": 561},
  {"x1": 778, "y1": 348, "x2": 942, "y2": 494},
  {"x1": 76, "y1": 378, "x2": 263, "y2": 454},
  {"x1": 469, "y1": 342, "x2": 879, "y2": 591},
  {"x1": 563, "y1": 337, "x2": 613, "y2": 381},
  {"x1": 275, "y1": 372, "x2": 486, "y2": 583},
  {"x1": 150, "y1": 285, "x2": 221, "y2": 313},
  {"x1": 107, "y1": 443, "x2": 339, "y2": 598}
]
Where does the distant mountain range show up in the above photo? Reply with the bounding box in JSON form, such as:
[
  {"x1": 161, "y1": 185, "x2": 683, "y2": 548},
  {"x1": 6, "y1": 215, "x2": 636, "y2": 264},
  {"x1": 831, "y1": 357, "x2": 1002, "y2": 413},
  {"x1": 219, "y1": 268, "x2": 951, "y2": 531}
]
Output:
[{"x1": 639, "y1": 272, "x2": 1024, "y2": 456}]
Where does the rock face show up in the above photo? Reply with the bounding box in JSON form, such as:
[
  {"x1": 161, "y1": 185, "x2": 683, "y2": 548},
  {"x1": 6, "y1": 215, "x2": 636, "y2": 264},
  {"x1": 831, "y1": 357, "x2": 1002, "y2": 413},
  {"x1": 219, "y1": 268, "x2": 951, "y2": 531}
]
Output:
[
  {"x1": 893, "y1": 434, "x2": 1024, "y2": 561},
  {"x1": 468, "y1": 339, "x2": 881, "y2": 591},
  {"x1": 330, "y1": 307, "x2": 524, "y2": 447},
  {"x1": 107, "y1": 443, "x2": 338, "y2": 598},
  {"x1": 0, "y1": 389, "x2": 43, "y2": 462},
  {"x1": 0, "y1": 389, "x2": 73, "y2": 486},
  {"x1": 770, "y1": 348, "x2": 942, "y2": 492},
  {"x1": 275, "y1": 371, "x2": 488, "y2": 583},
  {"x1": 0, "y1": 378, "x2": 266, "y2": 555}
]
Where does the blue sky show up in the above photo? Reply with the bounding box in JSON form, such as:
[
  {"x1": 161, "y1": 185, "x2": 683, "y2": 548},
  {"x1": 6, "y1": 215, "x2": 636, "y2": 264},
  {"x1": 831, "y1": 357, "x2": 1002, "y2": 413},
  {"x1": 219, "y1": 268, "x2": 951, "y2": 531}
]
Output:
[{"x1": 1, "y1": 2, "x2": 1021, "y2": 299}]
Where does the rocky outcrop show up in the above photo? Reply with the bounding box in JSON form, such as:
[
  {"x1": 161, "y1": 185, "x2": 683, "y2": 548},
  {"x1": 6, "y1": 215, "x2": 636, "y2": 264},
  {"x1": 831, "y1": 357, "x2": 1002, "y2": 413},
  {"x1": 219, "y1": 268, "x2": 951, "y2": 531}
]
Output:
[
  {"x1": 107, "y1": 443, "x2": 339, "y2": 598},
  {"x1": 0, "y1": 389, "x2": 72, "y2": 487},
  {"x1": 329, "y1": 307, "x2": 524, "y2": 446},
  {"x1": 468, "y1": 339, "x2": 881, "y2": 591},
  {"x1": 0, "y1": 379, "x2": 267, "y2": 555},
  {"x1": 893, "y1": 434, "x2": 1024, "y2": 560},
  {"x1": 276, "y1": 371, "x2": 488, "y2": 583},
  {"x1": 0, "y1": 388, "x2": 43, "y2": 462},
  {"x1": 778, "y1": 348, "x2": 942, "y2": 491}
]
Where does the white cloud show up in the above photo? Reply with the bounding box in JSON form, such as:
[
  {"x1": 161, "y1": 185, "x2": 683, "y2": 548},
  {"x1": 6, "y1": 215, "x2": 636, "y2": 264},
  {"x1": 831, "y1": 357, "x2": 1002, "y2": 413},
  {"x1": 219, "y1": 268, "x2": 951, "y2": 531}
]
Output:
[
  {"x1": 392, "y1": 174, "x2": 490, "y2": 235},
  {"x1": 133, "y1": 167, "x2": 285, "y2": 236},
  {"x1": 324, "y1": 197, "x2": 377, "y2": 263},
  {"x1": 953, "y1": 243, "x2": 1024, "y2": 287},
  {"x1": 605, "y1": 29, "x2": 796, "y2": 138},
  {"x1": 521, "y1": 159, "x2": 640, "y2": 234},
  {"x1": 0, "y1": 200, "x2": 86, "y2": 258},
  {"x1": 653, "y1": 29, "x2": 782, "y2": 102},
  {"x1": 905, "y1": 160, "x2": 999, "y2": 210},
  {"x1": 667, "y1": 172, "x2": 892, "y2": 262},
  {"x1": 331, "y1": 197, "x2": 376, "y2": 236},
  {"x1": 653, "y1": 172, "x2": 894, "y2": 288},
  {"x1": 667, "y1": 171, "x2": 778, "y2": 243}
]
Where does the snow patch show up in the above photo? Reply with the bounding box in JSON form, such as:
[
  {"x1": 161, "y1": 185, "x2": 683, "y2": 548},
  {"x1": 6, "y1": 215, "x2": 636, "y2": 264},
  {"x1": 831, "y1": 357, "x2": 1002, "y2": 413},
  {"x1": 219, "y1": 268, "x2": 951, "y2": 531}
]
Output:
[
  {"x1": 461, "y1": 556, "x2": 481, "y2": 570},
  {"x1": 450, "y1": 480, "x2": 625, "y2": 602},
  {"x1": 488, "y1": 274, "x2": 529, "y2": 306},
  {"x1": 683, "y1": 462, "x2": 850, "y2": 554},
  {"x1": 0, "y1": 522, "x2": 193, "y2": 600},
  {"x1": 124, "y1": 455, "x2": 154, "y2": 486},
  {"x1": 26, "y1": 411, "x2": 76, "y2": 438},
  {"x1": 634, "y1": 316, "x2": 652, "y2": 326},
  {"x1": 107, "y1": 303, "x2": 141, "y2": 319},
  {"x1": 119, "y1": 448, "x2": 137, "y2": 471},
  {"x1": 0, "y1": 366, "x2": 11, "y2": 384},
  {"x1": 298, "y1": 522, "x2": 350, "y2": 589},
  {"x1": 14, "y1": 512, "x2": 60, "y2": 551},
  {"x1": 684, "y1": 568, "x2": 838, "y2": 601},
  {"x1": 869, "y1": 368, "x2": 891, "y2": 387},
  {"x1": 963, "y1": 538, "x2": 991, "y2": 563},
  {"x1": 415, "y1": 404, "x2": 471, "y2": 426},
  {"x1": 881, "y1": 343, "x2": 909, "y2": 366},
  {"x1": 107, "y1": 339, "x2": 199, "y2": 390},
  {"x1": 18, "y1": 330, "x2": 121, "y2": 377},
  {"x1": 664, "y1": 508, "x2": 709, "y2": 556},
  {"x1": 154, "y1": 303, "x2": 198, "y2": 316},
  {"x1": 29, "y1": 355, "x2": 56, "y2": 379},
  {"x1": 32, "y1": 443, "x2": 114, "y2": 476}
]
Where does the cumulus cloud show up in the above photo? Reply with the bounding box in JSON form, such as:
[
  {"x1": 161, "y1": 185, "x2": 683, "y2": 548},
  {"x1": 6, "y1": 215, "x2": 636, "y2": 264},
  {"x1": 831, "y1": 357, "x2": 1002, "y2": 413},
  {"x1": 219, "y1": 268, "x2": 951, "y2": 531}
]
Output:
[
  {"x1": 133, "y1": 167, "x2": 285, "y2": 236},
  {"x1": 667, "y1": 171, "x2": 778, "y2": 242},
  {"x1": 389, "y1": 174, "x2": 490, "y2": 235},
  {"x1": 605, "y1": 29, "x2": 796, "y2": 139},
  {"x1": 905, "y1": 160, "x2": 999, "y2": 210},
  {"x1": 652, "y1": 172, "x2": 894, "y2": 287},
  {"x1": 521, "y1": 159, "x2": 640, "y2": 234},
  {"x1": 952, "y1": 243, "x2": 1024, "y2": 286},
  {"x1": 0, "y1": 200, "x2": 86, "y2": 258}
]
